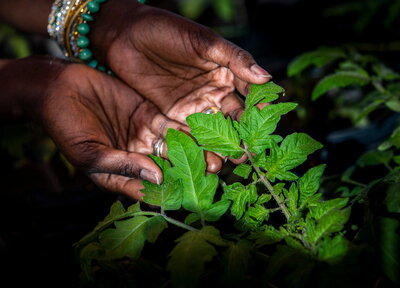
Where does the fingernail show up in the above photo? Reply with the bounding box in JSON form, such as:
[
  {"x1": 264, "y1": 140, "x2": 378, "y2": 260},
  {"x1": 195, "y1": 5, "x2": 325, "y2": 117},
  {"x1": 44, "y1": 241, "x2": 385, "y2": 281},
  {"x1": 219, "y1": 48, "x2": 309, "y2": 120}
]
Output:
[
  {"x1": 250, "y1": 64, "x2": 272, "y2": 78},
  {"x1": 140, "y1": 169, "x2": 158, "y2": 183}
]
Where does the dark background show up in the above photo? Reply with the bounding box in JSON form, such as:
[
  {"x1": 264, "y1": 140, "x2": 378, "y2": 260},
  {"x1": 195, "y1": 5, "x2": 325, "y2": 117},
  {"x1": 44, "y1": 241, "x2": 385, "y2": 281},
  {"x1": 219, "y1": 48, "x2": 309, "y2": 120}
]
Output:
[{"x1": 0, "y1": 0, "x2": 399, "y2": 287}]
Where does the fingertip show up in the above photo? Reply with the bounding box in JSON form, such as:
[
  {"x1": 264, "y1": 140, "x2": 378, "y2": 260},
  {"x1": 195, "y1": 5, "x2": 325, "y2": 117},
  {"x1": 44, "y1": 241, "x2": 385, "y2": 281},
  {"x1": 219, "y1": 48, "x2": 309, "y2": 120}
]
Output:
[
  {"x1": 229, "y1": 152, "x2": 248, "y2": 164},
  {"x1": 205, "y1": 151, "x2": 223, "y2": 173},
  {"x1": 249, "y1": 64, "x2": 273, "y2": 83}
]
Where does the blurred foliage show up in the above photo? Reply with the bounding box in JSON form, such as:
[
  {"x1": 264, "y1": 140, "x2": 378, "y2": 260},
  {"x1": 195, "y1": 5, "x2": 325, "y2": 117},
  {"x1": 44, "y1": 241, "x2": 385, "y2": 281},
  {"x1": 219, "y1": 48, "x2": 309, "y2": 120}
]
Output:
[{"x1": 0, "y1": 24, "x2": 31, "y2": 58}]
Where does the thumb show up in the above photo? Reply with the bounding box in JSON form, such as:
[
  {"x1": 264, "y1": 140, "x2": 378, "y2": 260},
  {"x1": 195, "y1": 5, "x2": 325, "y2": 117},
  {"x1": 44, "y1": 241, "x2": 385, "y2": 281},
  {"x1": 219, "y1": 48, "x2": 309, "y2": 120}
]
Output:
[
  {"x1": 87, "y1": 147, "x2": 162, "y2": 184},
  {"x1": 205, "y1": 38, "x2": 272, "y2": 84}
]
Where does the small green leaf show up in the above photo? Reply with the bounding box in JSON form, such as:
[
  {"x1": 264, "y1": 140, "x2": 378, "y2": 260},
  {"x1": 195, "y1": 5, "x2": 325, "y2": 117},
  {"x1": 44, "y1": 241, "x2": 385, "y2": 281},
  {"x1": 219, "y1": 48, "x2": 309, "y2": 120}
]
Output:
[
  {"x1": 247, "y1": 204, "x2": 269, "y2": 222},
  {"x1": 386, "y1": 99, "x2": 400, "y2": 112},
  {"x1": 245, "y1": 82, "x2": 285, "y2": 107},
  {"x1": 256, "y1": 193, "x2": 272, "y2": 205},
  {"x1": 358, "y1": 150, "x2": 394, "y2": 167},
  {"x1": 178, "y1": 0, "x2": 207, "y2": 19},
  {"x1": 222, "y1": 183, "x2": 258, "y2": 220},
  {"x1": 184, "y1": 213, "x2": 201, "y2": 225},
  {"x1": 379, "y1": 126, "x2": 400, "y2": 151},
  {"x1": 312, "y1": 71, "x2": 370, "y2": 100},
  {"x1": 298, "y1": 164, "x2": 326, "y2": 207},
  {"x1": 142, "y1": 156, "x2": 182, "y2": 210},
  {"x1": 285, "y1": 182, "x2": 299, "y2": 213},
  {"x1": 317, "y1": 235, "x2": 349, "y2": 264},
  {"x1": 305, "y1": 207, "x2": 351, "y2": 244},
  {"x1": 212, "y1": 0, "x2": 236, "y2": 22},
  {"x1": 99, "y1": 216, "x2": 167, "y2": 260},
  {"x1": 167, "y1": 226, "x2": 226, "y2": 288},
  {"x1": 233, "y1": 163, "x2": 252, "y2": 179},
  {"x1": 203, "y1": 199, "x2": 231, "y2": 222},
  {"x1": 262, "y1": 133, "x2": 323, "y2": 182},
  {"x1": 287, "y1": 47, "x2": 346, "y2": 77},
  {"x1": 240, "y1": 103, "x2": 297, "y2": 153},
  {"x1": 249, "y1": 225, "x2": 284, "y2": 246},
  {"x1": 187, "y1": 112, "x2": 243, "y2": 158},
  {"x1": 308, "y1": 198, "x2": 349, "y2": 220}
]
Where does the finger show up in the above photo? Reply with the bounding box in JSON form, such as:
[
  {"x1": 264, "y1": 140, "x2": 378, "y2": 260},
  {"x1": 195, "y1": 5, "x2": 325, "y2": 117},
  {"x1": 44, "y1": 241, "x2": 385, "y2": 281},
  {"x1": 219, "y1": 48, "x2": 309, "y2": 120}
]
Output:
[
  {"x1": 87, "y1": 147, "x2": 162, "y2": 184},
  {"x1": 220, "y1": 92, "x2": 244, "y2": 121},
  {"x1": 90, "y1": 173, "x2": 145, "y2": 201},
  {"x1": 205, "y1": 151, "x2": 223, "y2": 173},
  {"x1": 229, "y1": 152, "x2": 248, "y2": 165},
  {"x1": 205, "y1": 38, "x2": 272, "y2": 84},
  {"x1": 234, "y1": 77, "x2": 251, "y2": 97}
]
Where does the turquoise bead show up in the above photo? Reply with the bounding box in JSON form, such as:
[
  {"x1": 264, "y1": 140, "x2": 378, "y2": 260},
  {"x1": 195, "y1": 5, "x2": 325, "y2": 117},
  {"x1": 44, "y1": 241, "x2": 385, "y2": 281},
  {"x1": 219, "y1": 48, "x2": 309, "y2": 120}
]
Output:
[
  {"x1": 87, "y1": 59, "x2": 99, "y2": 68},
  {"x1": 87, "y1": 1, "x2": 100, "y2": 13},
  {"x1": 79, "y1": 49, "x2": 93, "y2": 61},
  {"x1": 77, "y1": 36, "x2": 90, "y2": 48},
  {"x1": 97, "y1": 65, "x2": 106, "y2": 72},
  {"x1": 77, "y1": 23, "x2": 90, "y2": 35},
  {"x1": 81, "y1": 13, "x2": 94, "y2": 22}
]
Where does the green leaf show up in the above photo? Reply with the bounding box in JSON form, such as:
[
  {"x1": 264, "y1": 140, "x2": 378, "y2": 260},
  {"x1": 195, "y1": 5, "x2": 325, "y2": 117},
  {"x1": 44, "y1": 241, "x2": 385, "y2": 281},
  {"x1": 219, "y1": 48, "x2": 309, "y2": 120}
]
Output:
[
  {"x1": 240, "y1": 103, "x2": 297, "y2": 153},
  {"x1": 249, "y1": 225, "x2": 284, "y2": 246},
  {"x1": 386, "y1": 99, "x2": 400, "y2": 112},
  {"x1": 166, "y1": 129, "x2": 220, "y2": 219},
  {"x1": 142, "y1": 156, "x2": 182, "y2": 211},
  {"x1": 185, "y1": 213, "x2": 201, "y2": 225},
  {"x1": 298, "y1": 164, "x2": 326, "y2": 207},
  {"x1": 167, "y1": 226, "x2": 226, "y2": 288},
  {"x1": 305, "y1": 207, "x2": 351, "y2": 244},
  {"x1": 187, "y1": 112, "x2": 243, "y2": 158},
  {"x1": 202, "y1": 199, "x2": 231, "y2": 222},
  {"x1": 245, "y1": 82, "x2": 285, "y2": 107},
  {"x1": 358, "y1": 150, "x2": 394, "y2": 167},
  {"x1": 262, "y1": 133, "x2": 323, "y2": 182},
  {"x1": 256, "y1": 193, "x2": 272, "y2": 205},
  {"x1": 308, "y1": 198, "x2": 349, "y2": 220},
  {"x1": 287, "y1": 47, "x2": 346, "y2": 77},
  {"x1": 99, "y1": 215, "x2": 167, "y2": 259},
  {"x1": 317, "y1": 235, "x2": 349, "y2": 264},
  {"x1": 285, "y1": 182, "x2": 299, "y2": 214},
  {"x1": 233, "y1": 163, "x2": 252, "y2": 179},
  {"x1": 222, "y1": 183, "x2": 258, "y2": 220},
  {"x1": 379, "y1": 217, "x2": 400, "y2": 284},
  {"x1": 178, "y1": 0, "x2": 207, "y2": 19},
  {"x1": 312, "y1": 71, "x2": 370, "y2": 100},
  {"x1": 247, "y1": 204, "x2": 269, "y2": 222},
  {"x1": 220, "y1": 240, "x2": 252, "y2": 287},
  {"x1": 212, "y1": 0, "x2": 236, "y2": 22},
  {"x1": 379, "y1": 126, "x2": 400, "y2": 151}
]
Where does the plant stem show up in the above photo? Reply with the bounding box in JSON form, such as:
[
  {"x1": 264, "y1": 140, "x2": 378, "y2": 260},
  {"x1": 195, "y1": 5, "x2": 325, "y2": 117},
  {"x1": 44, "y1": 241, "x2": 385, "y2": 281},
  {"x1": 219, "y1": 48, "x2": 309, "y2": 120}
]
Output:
[{"x1": 244, "y1": 147, "x2": 291, "y2": 221}]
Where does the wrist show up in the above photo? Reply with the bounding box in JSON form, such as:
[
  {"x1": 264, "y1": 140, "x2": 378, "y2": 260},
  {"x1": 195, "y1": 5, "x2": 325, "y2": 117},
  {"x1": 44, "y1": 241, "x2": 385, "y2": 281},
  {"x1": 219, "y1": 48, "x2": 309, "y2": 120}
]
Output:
[{"x1": 0, "y1": 56, "x2": 68, "y2": 122}]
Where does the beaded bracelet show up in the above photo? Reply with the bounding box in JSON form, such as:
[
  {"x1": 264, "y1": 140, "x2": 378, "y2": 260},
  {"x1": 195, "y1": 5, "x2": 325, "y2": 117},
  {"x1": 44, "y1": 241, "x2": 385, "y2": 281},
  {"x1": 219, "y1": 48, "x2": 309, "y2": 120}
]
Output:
[{"x1": 48, "y1": 0, "x2": 146, "y2": 73}]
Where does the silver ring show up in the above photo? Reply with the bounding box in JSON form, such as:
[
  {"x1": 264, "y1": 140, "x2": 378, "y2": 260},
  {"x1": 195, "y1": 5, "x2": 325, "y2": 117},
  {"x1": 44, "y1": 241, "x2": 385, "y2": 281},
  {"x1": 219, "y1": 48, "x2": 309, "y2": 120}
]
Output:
[
  {"x1": 203, "y1": 106, "x2": 220, "y2": 115},
  {"x1": 153, "y1": 138, "x2": 165, "y2": 157}
]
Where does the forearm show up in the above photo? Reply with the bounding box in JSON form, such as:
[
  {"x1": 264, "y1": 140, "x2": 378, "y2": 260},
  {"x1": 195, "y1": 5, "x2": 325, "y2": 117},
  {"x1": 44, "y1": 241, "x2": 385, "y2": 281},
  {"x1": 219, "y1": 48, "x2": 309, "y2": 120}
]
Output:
[
  {"x1": 0, "y1": 0, "x2": 52, "y2": 35},
  {"x1": 0, "y1": 57, "x2": 66, "y2": 122}
]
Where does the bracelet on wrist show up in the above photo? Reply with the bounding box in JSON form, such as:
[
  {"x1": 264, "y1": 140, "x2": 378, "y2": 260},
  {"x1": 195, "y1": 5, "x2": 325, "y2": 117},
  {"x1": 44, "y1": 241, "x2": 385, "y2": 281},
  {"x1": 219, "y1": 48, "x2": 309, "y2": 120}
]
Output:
[{"x1": 48, "y1": 0, "x2": 146, "y2": 74}]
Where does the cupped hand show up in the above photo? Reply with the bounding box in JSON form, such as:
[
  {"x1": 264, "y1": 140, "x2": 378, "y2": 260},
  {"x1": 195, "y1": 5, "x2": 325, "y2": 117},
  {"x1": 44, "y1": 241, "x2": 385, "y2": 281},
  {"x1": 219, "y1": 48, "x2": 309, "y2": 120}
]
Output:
[
  {"x1": 91, "y1": 0, "x2": 272, "y2": 124},
  {"x1": 39, "y1": 60, "x2": 194, "y2": 200}
]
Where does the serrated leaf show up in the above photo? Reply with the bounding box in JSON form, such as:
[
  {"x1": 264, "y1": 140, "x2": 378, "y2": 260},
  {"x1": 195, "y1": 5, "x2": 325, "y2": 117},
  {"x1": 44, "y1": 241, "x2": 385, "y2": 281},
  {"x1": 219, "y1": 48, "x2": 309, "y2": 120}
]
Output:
[
  {"x1": 262, "y1": 133, "x2": 323, "y2": 182},
  {"x1": 358, "y1": 150, "x2": 394, "y2": 167},
  {"x1": 287, "y1": 47, "x2": 346, "y2": 77},
  {"x1": 285, "y1": 182, "x2": 299, "y2": 214},
  {"x1": 222, "y1": 183, "x2": 258, "y2": 220},
  {"x1": 285, "y1": 236, "x2": 308, "y2": 254},
  {"x1": 308, "y1": 198, "x2": 349, "y2": 220},
  {"x1": 256, "y1": 193, "x2": 272, "y2": 204},
  {"x1": 167, "y1": 226, "x2": 226, "y2": 288},
  {"x1": 245, "y1": 82, "x2": 285, "y2": 107},
  {"x1": 99, "y1": 216, "x2": 167, "y2": 259},
  {"x1": 233, "y1": 163, "x2": 252, "y2": 178},
  {"x1": 312, "y1": 71, "x2": 370, "y2": 100},
  {"x1": 249, "y1": 225, "x2": 284, "y2": 246},
  {"x1": 240, "y1": 103, "x2": 297, "y2": 153},
  {"x1": 142, "y1": 156, "x2": 182, "y2": 210},
  {"x1": 247, "y1": 204, "x2": 269, "y2": 222},
  {"x1": 185, "y1": 213, "x2": 201, "y2": 225},
  {"x1": 203, "y1": 199, "x2": 231, "y2": 222},
  {"x1": 298, "y1": 164, "x2": 326, "y2": 207},
  {"x1": 305, "y1": 207, "x2": 351, "y2": 244},
  {"x1": 317, "y1": 235, "x2": 349, "y2": 264},
  {"x1": 166, "y1": 129, "x2": 220, "y2": 219},
  {"x1": 187, "y1": 112, "x2": 243, "y2": 158}
]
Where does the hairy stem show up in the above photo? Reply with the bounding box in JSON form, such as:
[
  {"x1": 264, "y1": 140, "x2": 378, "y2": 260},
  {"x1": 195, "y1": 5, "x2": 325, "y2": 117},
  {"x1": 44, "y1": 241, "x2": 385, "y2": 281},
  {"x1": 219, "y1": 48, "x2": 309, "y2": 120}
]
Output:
[{"x1": 244, "y1": 147, "x2": 291, "y2": 221}]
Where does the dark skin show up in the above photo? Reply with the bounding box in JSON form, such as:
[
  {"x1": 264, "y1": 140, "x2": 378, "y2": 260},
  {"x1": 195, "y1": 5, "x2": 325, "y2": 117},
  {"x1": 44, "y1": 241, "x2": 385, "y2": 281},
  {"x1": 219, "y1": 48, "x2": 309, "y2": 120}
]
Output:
[{"x1": 0, "y1": 0, "x2": 271, "y2": 199}]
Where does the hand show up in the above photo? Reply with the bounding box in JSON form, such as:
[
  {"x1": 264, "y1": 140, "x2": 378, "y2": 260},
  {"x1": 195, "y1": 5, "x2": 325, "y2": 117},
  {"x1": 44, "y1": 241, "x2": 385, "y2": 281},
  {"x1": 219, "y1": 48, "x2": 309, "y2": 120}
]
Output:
[
  {"x1": 91, "y1": 1, "x2": 272, "y2": 124},
  {"x1": 3, "y1": 57, "x2": 190, "y2": 200}
]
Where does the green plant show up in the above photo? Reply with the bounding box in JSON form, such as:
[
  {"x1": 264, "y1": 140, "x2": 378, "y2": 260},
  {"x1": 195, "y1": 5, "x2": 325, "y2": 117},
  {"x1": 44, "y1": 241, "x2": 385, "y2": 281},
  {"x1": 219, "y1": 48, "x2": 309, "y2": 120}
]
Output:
[{"x1": 75, "y1": 82, "x2": 353, "y2": 287}]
